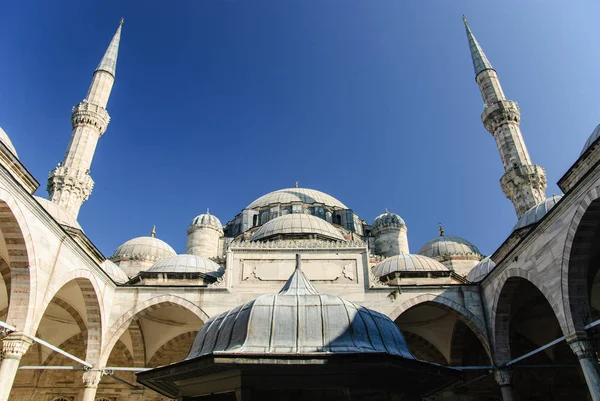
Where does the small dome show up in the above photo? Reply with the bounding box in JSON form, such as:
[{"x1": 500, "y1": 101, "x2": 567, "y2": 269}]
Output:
[
  {"x1": 251, "y1": 213, "x2": 345, "y2": 242},
  {"x1": 101, "y1": 260, "x2": 128, "y2": 283},
  {"x1": 372, "y1": 211, "x2": 405, "y2": 231},
  {"x1": 190, "y1": 212, "x2": 223, "y2": 232},
  {"x1": 35, "y1": 197, "x2": 81, "y2": 231},
  {"x1": 372, "y1": 254, "x2": 448, "y2": 279},
  {"x1": 418, "y1": 235, "x2": 482, "y2": 260},
  {"x1": 581, "y1": 124, "x2": 600, "y2": 156},
  {"x1": 111, "y1": 236, "x2": 176, "y2": 262},
  {"x1": 146, "y1": 254, "x2": 223, "y2": 277},
  {"x1": 187, "y1": 264, "x2": 414, "y2": 358},
  {"x1": 247, "y1": 188, "x2": 348, "y2": 210},
  {"x1": 0, "y1": 127, "x2": 18, "y2": 157},
  {"x1": 514, "y1": 195, "x2": 563, "y2": 231},
  {"x1": 466, "y1": 256, "x2": 496, "y2": 283}
]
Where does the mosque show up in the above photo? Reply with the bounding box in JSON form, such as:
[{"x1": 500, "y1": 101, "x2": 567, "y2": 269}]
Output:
[{"x1": 0, "y1": 16, "x2": 599, "y2": 401}]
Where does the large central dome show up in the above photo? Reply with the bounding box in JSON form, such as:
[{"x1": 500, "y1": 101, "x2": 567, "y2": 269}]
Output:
[{"x1": 246, "y1": 188, "x2": 348, "y2": 210}]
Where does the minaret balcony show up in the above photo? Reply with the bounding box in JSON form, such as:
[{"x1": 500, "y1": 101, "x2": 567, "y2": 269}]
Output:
[
  {"x1": 71, "y1": 102, "x2": 110, "y2": 134},
  {"x1": 482, "y1": 100, "x2": 521, "y2": 133}
]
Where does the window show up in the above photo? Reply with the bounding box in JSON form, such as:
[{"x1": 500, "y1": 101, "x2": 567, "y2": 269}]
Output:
[{"x1": 252, "y1": 214, "x2": 258, "y2": 227}]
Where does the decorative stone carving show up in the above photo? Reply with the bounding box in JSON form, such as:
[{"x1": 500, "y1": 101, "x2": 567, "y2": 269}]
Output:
[
  {"x1": 230, "y1": 238, "x2": 366, "y2": 250},
  {"x1": 82, "y1": 369, "x2": 103, "y2": 388},
  {"x1": 242, "y1": 259, "x2": 357, "y2": 282},
  {"x1": 567, "y1": 334, "x2": 598, "y2": 360},
  {"x1": 1, "y1": 333, "x2": 33, "y2": 360},
  {"x1": 494, "y1": 369, "x2": 513, "y2": 386}
]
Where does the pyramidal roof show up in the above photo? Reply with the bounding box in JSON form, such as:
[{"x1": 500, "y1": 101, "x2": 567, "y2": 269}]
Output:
[
  {"x1": 463, "y1": 17, "x2": 494, "y2": 77},
  {"x1": 95, "y1": 19, "x2": 123, "y2": 77}
]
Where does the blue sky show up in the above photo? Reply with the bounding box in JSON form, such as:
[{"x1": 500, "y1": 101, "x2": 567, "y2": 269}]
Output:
[{"x1": 0, "y1": 0, "x2": 598, "y2": 257}]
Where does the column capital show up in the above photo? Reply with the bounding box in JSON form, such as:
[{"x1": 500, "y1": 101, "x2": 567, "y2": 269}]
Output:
[
  {"x1": 82, "y1": 369, "x2": 103, "y2": 388},
  {"x1": 494, "y1": 368, "x2": 513, "y2": 387},
  {"x1": 1, "y1": 332, "x2": 33, "y2": 360},
  {"x1": 566, "y1": 331, "x2": 597, "y2": 360}
]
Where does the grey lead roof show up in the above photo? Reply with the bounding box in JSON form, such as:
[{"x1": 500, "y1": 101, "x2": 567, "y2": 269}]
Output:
[
  {"x1": 464, "y1": 19, "x2": 494, "y2": 77},
  {"x1": 186, "y1": 256, "x2": 415, "y2": 358},
  {"x1": 466, "y1": 256, "x2": 496, "y2": 283},
  {"x1": 418, "y1": 235, "x2": 482, "y2": 260},
  {"x1": 95, "y1": 20, "x2": 123, "y2": 77},
  {"x1": 251, "y1": 213, "x2": 345, "y2": 242},
  {"x1": 513, "y1": 195, "x2": 563, "y2": 231},
  {"x1": 372, "y1": 254, "x2": 448, "y2": 279},
  {"x1": 581, "y1": 124, "x2": 600, "y2": 156},
  {"x1": 246, "y1": 188, "x2": 348, "y2": 210},
  {"x1": 145, "y1": 254, "x2": 223, "y2": 277}
]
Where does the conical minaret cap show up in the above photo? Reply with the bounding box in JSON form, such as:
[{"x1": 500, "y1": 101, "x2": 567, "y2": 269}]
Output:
[
  {"x1": 278, "y1": 254, "x2": 319, "y2": 296},
  {"x1": 95, "y1": 19, "x2": 123, "y2": 77},
  {"x1": 463, "y1": 17, "x2": 494, "y2": 77}
]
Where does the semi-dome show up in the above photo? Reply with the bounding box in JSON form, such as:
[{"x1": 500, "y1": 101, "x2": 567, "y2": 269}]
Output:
[
  {"x1": 111, "y1": 236, "x2": 176, "y2": 262},
  {"x1": 187, "y1": 258, "x2": 414, "y2": 358},
  {"x1": 101, "y1": 260, "x2": 128, "y2": 284},
  {"x1": 466, "y1": 256, "x2": 496, "y2": 283},
  {"x1": 0, "y1": 127, "x2": 18, "y2": 157},
  {"x1": 35, "y1": 196, "x2": 81, "y2": 230},
  {"x1": 372, "y1": 254, "x2": 448, "y2": 279},
  {"x1": 372, "y1": 211, "x2": 406, "y2": 230},
  {"x1": 251, "y1": 213, "x2": 345, "y2": 241},
  {"x1": 190, "y1": 212, "x2": 223, "y2": 231},
  {"x1": 146, "y1": 254, "x2": 223, "y2": 277},
  {"x1": 246, "y1": 188, "x2": 348, "y2": 210},
  {"x1": 514, "y1": 195, "x2": 563, "y2": 231},
  {"x1": 581, "y1": 124, "x2": 600, "y2": 155},
  {"x1": 418, "y1": 235, "x2": 482, "y2": 260}
]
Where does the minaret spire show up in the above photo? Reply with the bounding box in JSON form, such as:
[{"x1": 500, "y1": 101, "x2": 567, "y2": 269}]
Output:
[
  {"x1": 95, "y1": 18, "x2": 123, "y2": 78},
  {"x1": 47, "y1": 20, "x2": 124, "y2": 218},
  {"x1": 464, "y1": 19, "x2": 546, "y2": 218}
]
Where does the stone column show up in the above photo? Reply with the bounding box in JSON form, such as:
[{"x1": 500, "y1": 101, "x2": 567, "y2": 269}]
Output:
[
  {"x1": 80, "y1": 369, "x2": 103, "y2": 401},
  {"x1": 567, "y1": 332, "x2": 600, "y2": 401},
  {"x1": 0, "y1": 332, "x2": 33, "y2": 401},
  {"x1": 494, "y1": 369, "x2": 516, "y2": 401}
]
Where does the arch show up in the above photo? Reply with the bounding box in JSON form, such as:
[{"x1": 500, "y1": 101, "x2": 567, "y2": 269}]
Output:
[
  {"x1": 0, "y1": 188, "x2": 37, "y2": 332},
  {"x1": 147, "y1": 331, "x2": 197, "y2": 367},
  {"x1": 389, "y1": 293, "x2": 491, "y2": 359},
  {"x1": 32, "y1": 274, "x2": 103, "y2": 365},
  {"x1": 100, "y1": 295, "x2": 208, "y2": 366},
  {"x1": 128, "y1": 318, "x2": 146, "y2": 367},
  {"x1": 561, "y1": 185, "x2": 600, "y2": 332},
  {"x1": 493, "y1": 274, "x2": 565, "y2": 364}
]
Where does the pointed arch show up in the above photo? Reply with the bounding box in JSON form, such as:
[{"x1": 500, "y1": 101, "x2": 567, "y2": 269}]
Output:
[
  {"x1": 147, "y1": 331, "x2": 197, "y2": 367},
  {"x1": 389, "y1": 293, "x2": 491, "y2": 360},
  {"x1": 492, "y1": 270, "x2": 565, "y2": 364},
  {"x1": 100, "y1": 295, "x2": 208, "y2": 366},
  {"x1": 561, "y1": 185, "x2": 600, "y2": 332},
  {"x1": 32, "y1": 272, "x2": 104, "y2": 365},
  {"x1": 0, "y1": 188, "x2": 37, "y2": 333}
]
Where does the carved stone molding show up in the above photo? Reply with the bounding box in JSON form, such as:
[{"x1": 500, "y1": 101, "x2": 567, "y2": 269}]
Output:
[
  {"x1": 82, "y1": 369, "x2": 103, "y2": 388},
  {"x1": 1, "y1": 332, "x2": 33, "y2": 360},
  {"x1": 567, "y1": 332, "x2": 598, "y2": 360},
  {"x1": 230, "y1": 238, "x2": 366, "y2": 251},
  {"x1": 494, "y1": 369, "x2": 513, "y2": 386}
]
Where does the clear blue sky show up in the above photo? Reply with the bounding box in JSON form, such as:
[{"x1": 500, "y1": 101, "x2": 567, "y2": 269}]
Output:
[{"x1": 0, "y1": 0, "x2": 598, "y2": 257}]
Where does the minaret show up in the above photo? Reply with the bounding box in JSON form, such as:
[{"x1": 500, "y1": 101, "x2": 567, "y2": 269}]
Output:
[
  {"x1": 47, "y1": 19, "x2": 123, "y2": 218},
  {"x1": 464, "y1": 18, "x2": 546, "y2": 218}
]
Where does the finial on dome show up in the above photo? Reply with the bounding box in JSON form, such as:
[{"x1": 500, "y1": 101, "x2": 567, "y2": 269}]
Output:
[
  {"x1": 278, "y1": 254, "x2": 319, "y2": 296},
  {"x1": 295, "y1": 181, "x2": 299, "y2": 188},
  {"x1": 206, "y1": 207, "x2": 210, "y2": 214},
  {"x1": 120, "y1": 17, "x2": 124, "y2": 26},
  {"x1": 385, "y1": 207, "x2": 389, "y2": 213},
  {"x1": 438, "y1": 223, "x2": 444, "y2": 236},
  {"x1": 151, "y1": 225, "x2": 156, "y2": 238},
  {"x1": 462, "y1": 14, "x2": 467, "y2": 24}
]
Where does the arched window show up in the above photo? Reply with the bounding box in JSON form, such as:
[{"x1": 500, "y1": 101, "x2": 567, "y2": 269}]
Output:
[
  {"x1": 334, "y1": 214, "x2": 342, "y2": 225},
  {"x1": 52, "y1": 397, "x2": 73, "y2": 401},
  {"x1": 252, "y1": 214, "x2": 258, "y2": 227}
]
